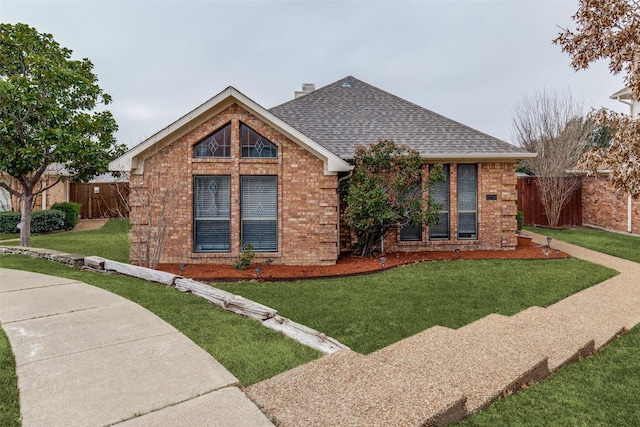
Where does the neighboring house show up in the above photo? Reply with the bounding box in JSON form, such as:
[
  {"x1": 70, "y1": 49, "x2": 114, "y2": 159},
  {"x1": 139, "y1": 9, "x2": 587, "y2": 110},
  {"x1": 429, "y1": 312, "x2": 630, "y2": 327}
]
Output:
[
  {"x1": 0, "y1": 163, "x2": 71, "y2": 212},
  {"x1": 579, "y1": 87, "x2": 639, "y2": 235},
  {"x1": 109, "y1": 76, "x2": 535, "y2": 266}
]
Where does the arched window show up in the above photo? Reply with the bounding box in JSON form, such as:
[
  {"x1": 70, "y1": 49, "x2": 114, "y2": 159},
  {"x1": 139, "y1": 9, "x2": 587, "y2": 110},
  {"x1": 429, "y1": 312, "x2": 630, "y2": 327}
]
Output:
[
  {"x1": 193, "y1": 123, "x2": 231, "y2": 158},
  {"x1": 240, "y1": 123, "x2": 277, "y2": 158}
]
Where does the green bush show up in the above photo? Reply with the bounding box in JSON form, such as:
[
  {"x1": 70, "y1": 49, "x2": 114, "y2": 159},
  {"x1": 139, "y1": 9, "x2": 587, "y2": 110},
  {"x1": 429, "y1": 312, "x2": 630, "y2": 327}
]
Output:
[
  {"x1": 51, "y1": 202, "x2": 81, "y2": 230},
  {"x1": 0, "y1": 210, "x2": 66, "y2": 234},
  {"x1": 516, "y1": 210, "x2": 524, "y2": 230},
  {"x1": 30, "y1": 210, "x2": 65, "y2": 233},
  {"x1": 233, "y1": 243, "x2": 255, "y2": 270},
  {"x1": 0, "y1": 212, "x2": 21, "y2": 234}
]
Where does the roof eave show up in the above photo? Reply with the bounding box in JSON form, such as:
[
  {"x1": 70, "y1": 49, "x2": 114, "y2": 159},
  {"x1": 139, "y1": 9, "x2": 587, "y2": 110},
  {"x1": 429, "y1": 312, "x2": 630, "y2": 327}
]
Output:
[
  {"x1": 108, "y1": 87, "x2": 351, "y2": 176},
  {"x1": 340, "y1": 152, "x2": 537, "y2": 162}
]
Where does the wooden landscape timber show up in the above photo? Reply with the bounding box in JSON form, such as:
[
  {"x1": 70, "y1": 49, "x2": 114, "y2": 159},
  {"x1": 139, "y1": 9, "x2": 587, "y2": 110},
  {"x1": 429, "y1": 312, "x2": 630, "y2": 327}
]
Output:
[{"x1": 0, "y1": 247, "x2": 349, "y2": 354}]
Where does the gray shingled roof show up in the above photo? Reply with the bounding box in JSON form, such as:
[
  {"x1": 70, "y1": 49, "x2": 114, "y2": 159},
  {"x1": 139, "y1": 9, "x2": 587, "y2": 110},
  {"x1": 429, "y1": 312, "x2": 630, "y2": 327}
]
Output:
[{"x1": 269, "y1": 76, "x2": 526, "y2": 159}]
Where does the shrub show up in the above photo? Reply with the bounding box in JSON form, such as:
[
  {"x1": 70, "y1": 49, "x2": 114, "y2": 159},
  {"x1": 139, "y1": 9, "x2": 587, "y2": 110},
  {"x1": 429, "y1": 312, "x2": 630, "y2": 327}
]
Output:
[
  {"x1": 30, "y1": 210, "x2": 65, "y2": 234},
  {"x1": 0, "y1": 210, "x2": 65, "y2": 235},
  {"x1": 0, "y1": 212, "x2": 21, "y2": 234},
  {"x1": 233, "y1": 243, "x2": 255, "y2": 270},
  {"x1": 51, "y1": 202, "x2": 81, "y2": 230},
  {"x1": 516, "y1": 210, "x2": 524, "y2": 230}
]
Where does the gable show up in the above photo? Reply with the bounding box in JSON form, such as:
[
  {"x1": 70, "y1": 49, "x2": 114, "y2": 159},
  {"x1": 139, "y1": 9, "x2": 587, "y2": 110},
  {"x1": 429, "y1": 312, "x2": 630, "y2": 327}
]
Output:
[{"x1": 109, "y1": 87, "x2": 351, "y2": 175}]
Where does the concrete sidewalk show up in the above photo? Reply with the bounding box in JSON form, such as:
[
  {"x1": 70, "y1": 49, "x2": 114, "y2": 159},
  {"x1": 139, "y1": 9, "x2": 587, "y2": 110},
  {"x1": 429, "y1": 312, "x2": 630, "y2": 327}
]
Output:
[
  {"x1": 0, "y1": 268, "x2": 273, "y2": 427},
  {"x1": 246, "y1": 231, "x2": 640, "y2": 426}
]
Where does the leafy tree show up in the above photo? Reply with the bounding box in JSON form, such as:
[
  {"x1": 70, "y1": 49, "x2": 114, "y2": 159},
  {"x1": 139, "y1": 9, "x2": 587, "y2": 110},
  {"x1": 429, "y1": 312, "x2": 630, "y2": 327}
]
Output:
[
  {"x1": 343, "y1": 139, "x2": 444, "y2": 257},
  {"x1": 554, "y1": 0, "x2": 640, "y2": 197},
  {"x1": 0, "y1": 23, "x2": 125, "y2": 246}
]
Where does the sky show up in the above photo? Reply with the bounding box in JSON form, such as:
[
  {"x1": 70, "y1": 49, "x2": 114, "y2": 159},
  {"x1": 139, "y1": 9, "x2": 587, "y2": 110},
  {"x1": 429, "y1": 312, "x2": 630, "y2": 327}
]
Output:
[{"x1": 0, "y1": 0, "x2": 627, "y2": 148}]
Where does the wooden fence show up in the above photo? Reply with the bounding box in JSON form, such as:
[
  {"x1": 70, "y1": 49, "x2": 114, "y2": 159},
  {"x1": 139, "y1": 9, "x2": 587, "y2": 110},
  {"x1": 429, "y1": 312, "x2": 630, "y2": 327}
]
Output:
[
  {"x1": 516, "y1": 177, "x2": 582, "y2": 227},
  {"x1": 70, "y1": 182, "x2": 129, "y2": 219}
]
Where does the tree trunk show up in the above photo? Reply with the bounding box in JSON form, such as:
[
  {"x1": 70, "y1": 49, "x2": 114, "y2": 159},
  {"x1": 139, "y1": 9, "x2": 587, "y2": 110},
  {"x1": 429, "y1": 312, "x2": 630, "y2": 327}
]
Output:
[{"x1": 20, "y1": 191, "x2": 33, "y2": 247}]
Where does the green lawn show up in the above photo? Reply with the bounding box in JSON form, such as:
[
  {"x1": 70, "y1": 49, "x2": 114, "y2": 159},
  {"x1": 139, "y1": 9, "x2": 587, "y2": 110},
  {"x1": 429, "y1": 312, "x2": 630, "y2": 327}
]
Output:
[
  {"x1": 1, "y1": 223, "x2": 634, "y2": 425},
  {"x1": 1, "y1": 219, "x2": 130, "y2": 262},
  {"x1": 456, "y1": 324, "x2": 640, "y2": 426},
  {"x1": 525, "y1": 226, "x2": 640, "y2": 263},
  {"x1": 0, "y1": 328, "x2": 20, "y2": 427},
  {"x1": 215, "y1": 258, "x2": 615, "y2": 354}
]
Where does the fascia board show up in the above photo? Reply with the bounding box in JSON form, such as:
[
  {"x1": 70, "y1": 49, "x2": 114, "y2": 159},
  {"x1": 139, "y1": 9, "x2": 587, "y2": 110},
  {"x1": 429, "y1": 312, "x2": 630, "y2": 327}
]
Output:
[
  {"x1": 230, "y1": 89, "x2": 351, "y2": 175},
  {"x1": 340, "y1": 152, "x2": 538, "y2": 162},
  {"x1": 109, "y1": 87, "x2": 352, "y2": 175}
]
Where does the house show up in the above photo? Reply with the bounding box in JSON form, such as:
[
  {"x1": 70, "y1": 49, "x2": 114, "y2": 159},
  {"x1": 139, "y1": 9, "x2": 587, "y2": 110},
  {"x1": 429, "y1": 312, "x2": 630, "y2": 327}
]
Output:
[
  {"x1": 579, "y1": 87, "x2": 639, "y2": 235},
  {"x1": 0, "y1": 164, "x2": 71, "y2": 212},
  {"x1": 109, "y1": 76, "x2": 535, "y2": 266}
]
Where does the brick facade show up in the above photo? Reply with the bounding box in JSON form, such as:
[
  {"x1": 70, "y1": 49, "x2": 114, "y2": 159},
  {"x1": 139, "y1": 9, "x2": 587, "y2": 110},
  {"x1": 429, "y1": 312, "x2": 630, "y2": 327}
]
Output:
[
  {"x1": 582, "y1": 175, "x2": 640, "y2": 234},
  {"x1": 0, "y1": 174, "x2": 69, "y2": 212},
  {"x1": 375, "y1": 161, "x2": 518, "y2": 253},
  {"x1": 129, "y1": 104, "x2": 340, "y2": 266}
]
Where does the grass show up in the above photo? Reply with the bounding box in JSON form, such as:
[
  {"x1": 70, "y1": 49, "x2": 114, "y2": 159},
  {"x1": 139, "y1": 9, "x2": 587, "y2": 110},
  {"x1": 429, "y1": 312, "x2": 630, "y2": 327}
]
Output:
[
  {"x1": 525, "y1": 225, "x2": 640, "y2": 263},
  {"x1": 0, "y1": 255, "x2": 320, "y2": 386},
  {"x1": 215, "y1": 258, "x2": 616, "y2": 354},
  {"x1": 456, "y1": 324, "x2": 640, "y2": 426},
  {"x1": 0, "y1": 328, "x2": 20, "y2": 427},
  {"x1": 1, "y1": 219, "x2": 130, "y2": 262}
]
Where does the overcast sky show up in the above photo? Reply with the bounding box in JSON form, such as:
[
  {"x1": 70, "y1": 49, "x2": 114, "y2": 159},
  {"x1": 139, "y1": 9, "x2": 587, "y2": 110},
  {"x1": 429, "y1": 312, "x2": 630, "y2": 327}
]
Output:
[{"x1": 1, "y1": 0, "x2": 627, "y2": 148}]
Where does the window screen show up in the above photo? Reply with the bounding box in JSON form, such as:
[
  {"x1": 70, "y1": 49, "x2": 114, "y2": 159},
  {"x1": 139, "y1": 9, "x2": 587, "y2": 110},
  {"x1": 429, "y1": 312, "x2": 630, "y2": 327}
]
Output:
[
  {"x1": 429, "y1": 164, "x2": 450, "y2": 240},
  {"x1": 241, "y1": 176, "x2": 277, "y2": 251},
  {"x1": 457, "y1": 164, "x2": 478, "y2": 239},
  {"x1": 193, "y1": 176, "x2": 231, "y2": 251}
]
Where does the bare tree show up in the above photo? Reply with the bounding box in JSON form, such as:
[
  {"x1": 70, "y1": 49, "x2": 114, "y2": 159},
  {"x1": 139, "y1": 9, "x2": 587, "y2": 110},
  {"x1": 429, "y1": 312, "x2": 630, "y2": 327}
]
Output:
[
  {"x1": 121, "y1": 143, "x2": 188, "y2": 269},
  {"x1": 555, "y1": 0, "x2": 640, "y2": 197},
  {"x1": 513, "y1": 89, "x2": 594, "y2": 226}
]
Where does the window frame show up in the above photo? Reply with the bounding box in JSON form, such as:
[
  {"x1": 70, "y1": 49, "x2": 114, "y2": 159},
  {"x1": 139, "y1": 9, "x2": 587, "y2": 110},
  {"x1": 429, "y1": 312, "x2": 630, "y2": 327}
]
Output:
[
  {"x1": 240, "y1": 122, "x2": 278, "y2": 159},
  {"x1": 193, "y1": 175, "x2": 231, "y2": 252},
  {"x1": 192, "y1": 123, "x2": 232, "y2": 158},
  {"x1": 456, "y1": 164, "x2": 478, "y2": 240},
  {"x1": 240, "y1": 175, "x2": 278, "y2": 252},
  {"x1": 429, "y1": 164, "x2": 450, "y2": 240}
]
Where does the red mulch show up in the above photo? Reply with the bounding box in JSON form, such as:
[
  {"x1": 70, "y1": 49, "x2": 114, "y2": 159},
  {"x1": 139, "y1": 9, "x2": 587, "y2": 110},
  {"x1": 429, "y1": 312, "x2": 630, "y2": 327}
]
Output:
[{"x1": 157, "y1": 244, "x2": 570, "y2": 282}]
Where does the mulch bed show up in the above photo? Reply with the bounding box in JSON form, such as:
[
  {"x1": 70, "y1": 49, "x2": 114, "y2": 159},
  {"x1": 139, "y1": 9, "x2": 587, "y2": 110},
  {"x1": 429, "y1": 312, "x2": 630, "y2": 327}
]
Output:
[{"x1": 157, "y1": 244, "x2": 570, "y2": 282}]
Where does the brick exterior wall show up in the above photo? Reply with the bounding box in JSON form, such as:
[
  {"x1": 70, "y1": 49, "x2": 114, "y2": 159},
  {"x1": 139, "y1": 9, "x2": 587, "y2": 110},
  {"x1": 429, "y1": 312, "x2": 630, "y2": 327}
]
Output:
[
  {"x1": 129, "y1": 104, "x2": 340, "y2": 266},
  {"x1": 582, "y1": 175, "x2": 640, "y2": 234},
  {"x1": 342, "y1": 161, "x2": 519, "y2": 254},
  {"x1": 0, "y1": 174, "x2": 68, "y2": 212}
]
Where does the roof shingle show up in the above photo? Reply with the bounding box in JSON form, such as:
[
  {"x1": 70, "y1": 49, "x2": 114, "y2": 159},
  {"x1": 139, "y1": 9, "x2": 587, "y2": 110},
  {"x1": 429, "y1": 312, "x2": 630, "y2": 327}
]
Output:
[{"x1": 269, "y1": 76, "x2": 526, "y2": 159}]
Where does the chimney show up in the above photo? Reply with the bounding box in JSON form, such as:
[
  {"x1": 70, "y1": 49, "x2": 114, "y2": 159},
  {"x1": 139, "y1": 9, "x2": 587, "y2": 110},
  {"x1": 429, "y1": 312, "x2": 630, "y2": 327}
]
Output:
[{"x1": 294, "y1": 83, "x2": 315, "y2": 98}]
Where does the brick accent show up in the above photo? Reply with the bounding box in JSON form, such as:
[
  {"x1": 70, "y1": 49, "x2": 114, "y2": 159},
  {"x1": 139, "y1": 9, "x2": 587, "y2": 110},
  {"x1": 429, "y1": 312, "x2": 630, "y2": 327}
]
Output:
[
  {"x1": 128, "y1": 104, "x2": 340, "y2": 266},
  {"x1": 582, "y1": 175, "x2": 640, "y2": 234},
  {"x1": 344, "y1": 162, "x2": 519, "y2": 254}
]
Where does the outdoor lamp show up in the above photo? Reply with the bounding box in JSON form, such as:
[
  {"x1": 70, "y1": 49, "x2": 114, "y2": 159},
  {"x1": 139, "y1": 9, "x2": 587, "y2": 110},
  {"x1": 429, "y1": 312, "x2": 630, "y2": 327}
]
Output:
[
  {"x1": 454, "y1": 248, "x2": 461, "y2": 259},
  {"x1": 379, "y1": 257, "x2": 387, "y2": 269},
  {"x1": 255, "y1": 267, "x2": 262, "y2": 278},
  {"x1": 546, "y1": 236, "x2": 552, "y2": 248},
  {"x1": 179, "y1": 263, "x2": 187, "y2": 276}
]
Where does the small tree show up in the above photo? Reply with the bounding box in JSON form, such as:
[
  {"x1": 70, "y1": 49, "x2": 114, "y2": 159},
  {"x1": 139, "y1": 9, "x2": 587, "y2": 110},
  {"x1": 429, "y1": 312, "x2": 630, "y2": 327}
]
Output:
[
  {"x1": 0, "y1": 23, "x2": 125, "y2": 246},
  {"x1": 555, "y1": 0, "x2": 640, "y2": 197},
  {"x1": 512, "y1": 89, "x2": 593, "y2": 226},
  {"x1": 343, "y1": 139, "x2": 444, "y2": 257}
]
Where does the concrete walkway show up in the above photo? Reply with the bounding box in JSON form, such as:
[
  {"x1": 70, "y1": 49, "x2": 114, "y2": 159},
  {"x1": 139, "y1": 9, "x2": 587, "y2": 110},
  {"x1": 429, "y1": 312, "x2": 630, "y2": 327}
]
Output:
[
  {"x1": 247, "y1": 232, "x2": 640, "y2": 426},
  {"x1": 0, "y1": 268, "x2": 274, "y2": 427}
]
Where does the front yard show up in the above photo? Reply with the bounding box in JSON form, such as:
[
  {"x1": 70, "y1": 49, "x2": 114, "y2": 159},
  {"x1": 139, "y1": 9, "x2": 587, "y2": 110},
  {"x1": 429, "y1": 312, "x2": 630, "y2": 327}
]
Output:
[{"x1": 1, "y1": 220, "x2": 637, "y2": 425}]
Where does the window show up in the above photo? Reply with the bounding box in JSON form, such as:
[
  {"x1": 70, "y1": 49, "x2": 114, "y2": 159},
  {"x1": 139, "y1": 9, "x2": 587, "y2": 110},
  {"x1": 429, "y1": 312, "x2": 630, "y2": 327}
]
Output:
[
  {"x1": 457, "y1": 164, "x2": 478, "y2": 239},
  {"x1": 193, "y1": 123, "x2": 231, "y2": 158},
  {"x1": 400, "y1": 223, "x2": 422, "y2": 241},
  {"x1": 241, "y1": 176, "x2": 277, "y2": 251},
  {"x1": 193, "y1": 176, "x2": 231, "y2": 251},
  {"x1": 241, "y1": 123, "x2": 278, "y2": 158},
  {"x1": 429, "y1": 164, "x2": 450, "y2": 240}
]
